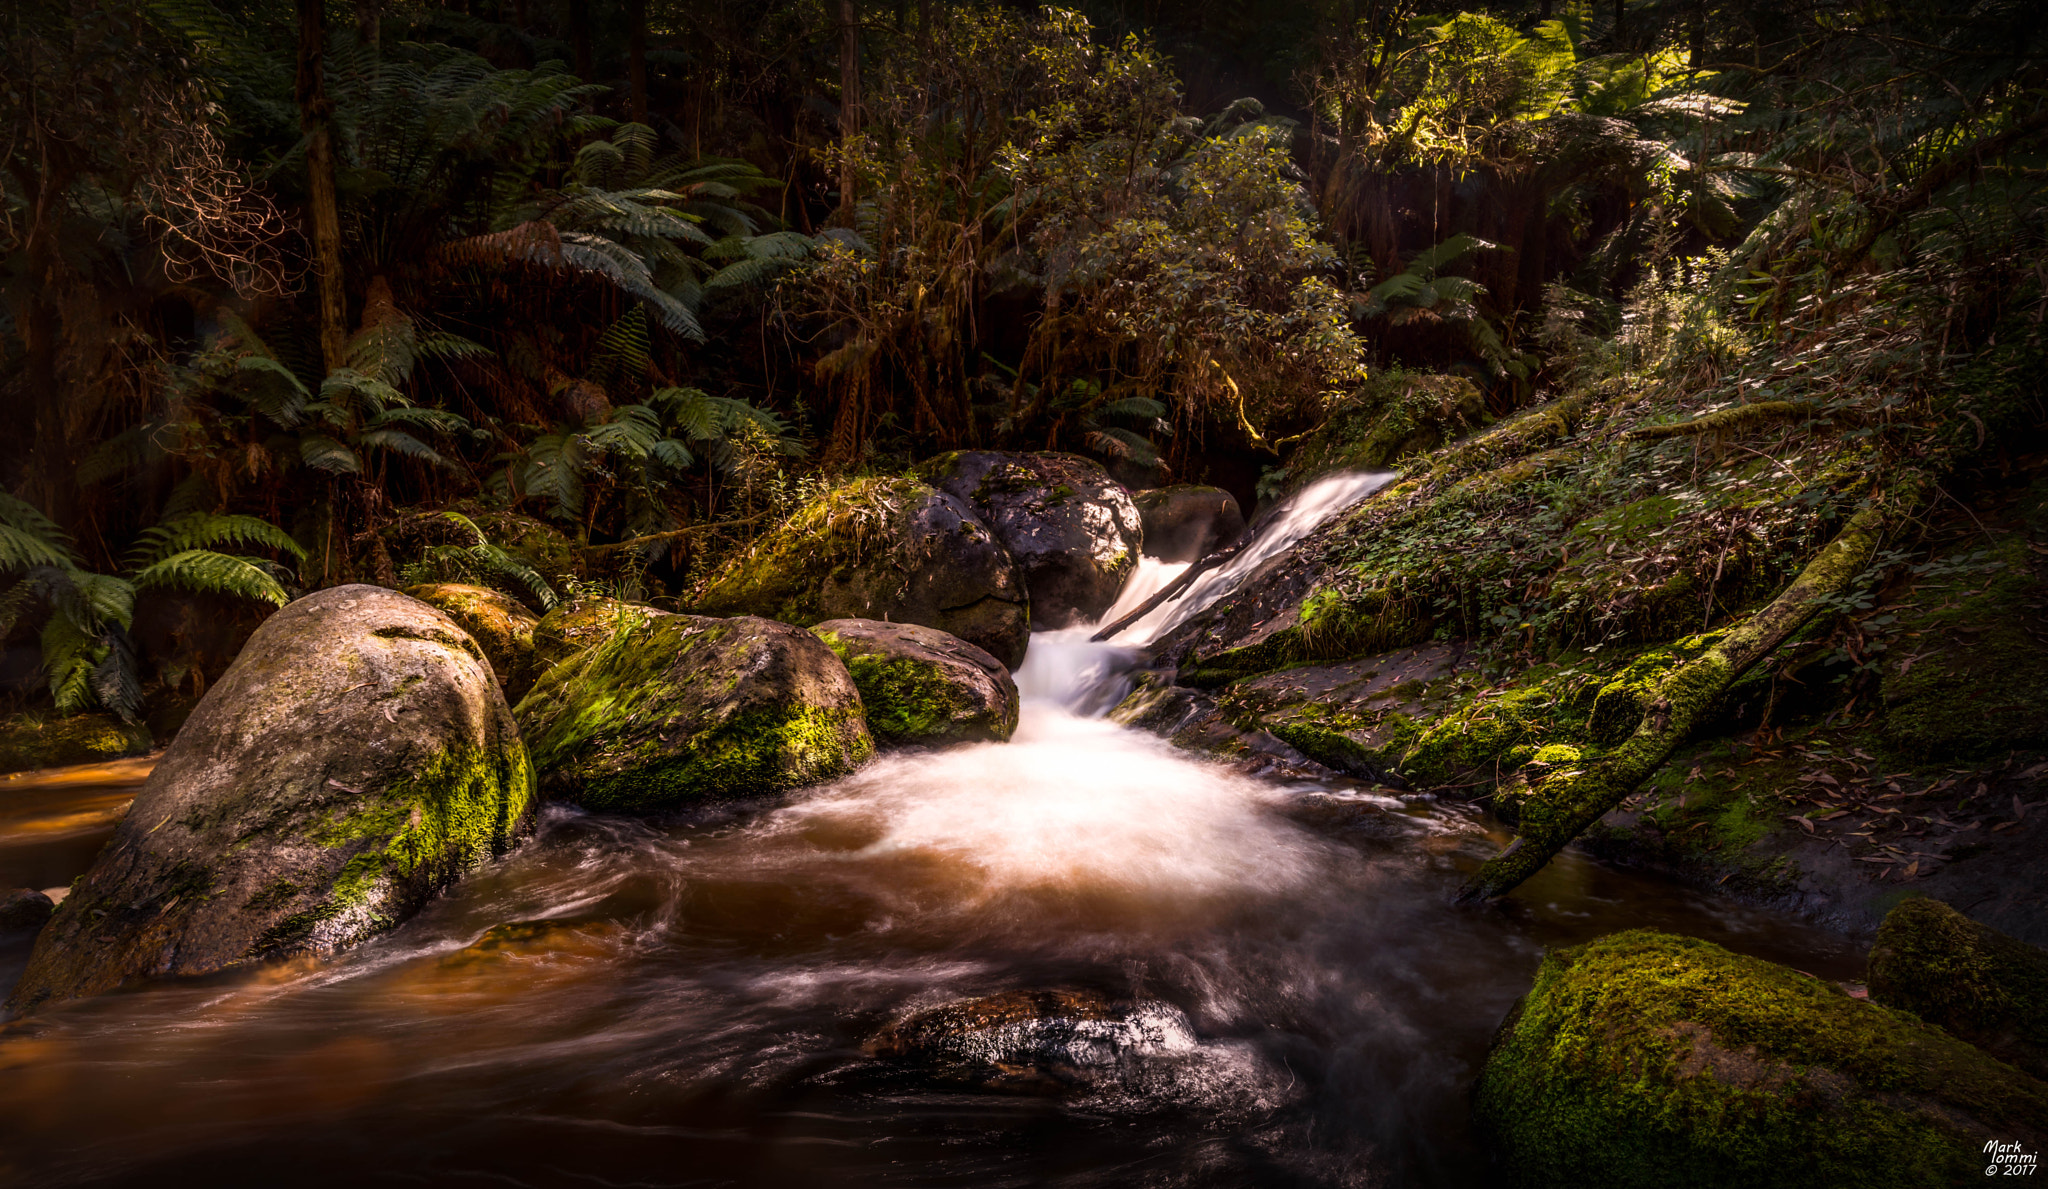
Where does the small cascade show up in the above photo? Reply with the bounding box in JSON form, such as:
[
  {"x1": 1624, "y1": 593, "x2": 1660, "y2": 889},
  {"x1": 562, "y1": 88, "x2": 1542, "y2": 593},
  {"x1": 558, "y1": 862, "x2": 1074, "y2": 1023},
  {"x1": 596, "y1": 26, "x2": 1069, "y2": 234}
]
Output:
[{"x1": 1014, "y1": 470, "x2": 1395, "y2": 714}]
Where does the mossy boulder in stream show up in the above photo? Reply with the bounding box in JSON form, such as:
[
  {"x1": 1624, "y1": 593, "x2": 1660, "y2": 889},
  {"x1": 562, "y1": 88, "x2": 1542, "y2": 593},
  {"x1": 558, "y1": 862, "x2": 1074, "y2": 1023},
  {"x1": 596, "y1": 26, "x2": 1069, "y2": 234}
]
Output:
[
  {"x1": 1474, "y1": 929, "x2": 2048, "y2": 1189},
  {"x1": 4, "y1": 585, "x2": 535, "y2": 1016},
  {"x1": 693, "y1": 475, "x2": 1029, "y2": 667},
  {"x1": 0, "y1": 713, "x2": 152, "y2": 776},
  {"x1": 919, "y1": 451, "x2": 1143, "y2": 629},
  {"x1": 515, "y1": 612, "x2": 872, "y2": 812},
  {"x1": 403, "y1": 582, "x2": 542, "y2": 701},
  {"x1": 531, "y1": 596, "x2": 663, "y2": 668},
  {"x1": 1869, "y1": 897, "x2": 2048, "y2": 1082},
  {"x1": 811, "y1": 619, "x2": 1018, "y2": 746}
]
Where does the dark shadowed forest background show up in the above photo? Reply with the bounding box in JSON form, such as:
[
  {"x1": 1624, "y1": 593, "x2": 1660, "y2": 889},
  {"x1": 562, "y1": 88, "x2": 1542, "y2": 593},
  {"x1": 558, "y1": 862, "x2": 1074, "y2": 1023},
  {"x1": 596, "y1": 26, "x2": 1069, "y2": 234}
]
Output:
[{"x1": 3, "y1": 0, "x2": 2043, "y2": 734}]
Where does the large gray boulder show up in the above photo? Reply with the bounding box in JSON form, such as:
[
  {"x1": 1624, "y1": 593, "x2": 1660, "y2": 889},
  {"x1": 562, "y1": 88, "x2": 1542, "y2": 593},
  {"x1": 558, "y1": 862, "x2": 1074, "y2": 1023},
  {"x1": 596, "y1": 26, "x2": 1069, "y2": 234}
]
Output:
[
  {"x1": 516, "y1": 612, "x2": 873, "y2": 813},
  {"x1": 5, "y1": 585, "x2": 534, "y2": 1015},
  {"x1": 811, "y1": 619, "x2": 1019, "y2": 746},
  {"x1": 693, "y1": 475, "x2": 1029, "y2": 667},
  {"x1": 919, "y1": 452, "x2": 1144, "y2": 629},
  {"x1": 1133, "y1": 486, "x2": 1244, "y2": 563}
]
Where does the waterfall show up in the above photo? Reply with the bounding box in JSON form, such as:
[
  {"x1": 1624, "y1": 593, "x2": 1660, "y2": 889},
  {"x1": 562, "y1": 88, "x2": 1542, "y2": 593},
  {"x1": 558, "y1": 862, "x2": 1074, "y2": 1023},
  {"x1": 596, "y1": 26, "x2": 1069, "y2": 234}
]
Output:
[{"x1": 1014, "y1": 470, "x2": 1396, "y2": 714}]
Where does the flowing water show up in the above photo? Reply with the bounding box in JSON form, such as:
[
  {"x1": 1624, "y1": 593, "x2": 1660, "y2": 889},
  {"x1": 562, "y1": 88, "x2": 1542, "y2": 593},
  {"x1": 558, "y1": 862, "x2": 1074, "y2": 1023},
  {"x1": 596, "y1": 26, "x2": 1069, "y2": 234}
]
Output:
[{"x1": 0, "y1": 476, "x2": 1863, "y2": 1188}]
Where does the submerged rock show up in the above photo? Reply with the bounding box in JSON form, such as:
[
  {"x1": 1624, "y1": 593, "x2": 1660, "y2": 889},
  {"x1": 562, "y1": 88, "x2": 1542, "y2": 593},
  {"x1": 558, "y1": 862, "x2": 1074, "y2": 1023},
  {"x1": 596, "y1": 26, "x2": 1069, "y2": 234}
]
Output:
[
  {"x1": 0, "y1": 888, "x2": 54, "y2": 932},
  {"x1": 516, "y1": 612, "x2": 872, "y2": 813},
  {"x1": 1134, "y1": 485, "x2": 1243, "y2": 563},
  {"x1": 403, "y1": 582, "x2": 543, "y2": 702},
  {"x1": 5, "y1": 585, "x2": 534, "y2": 1015},
  {"x1": 1474, "y1": 929, "x2": 2048, "y2": 1188},
  {"x1": 1869, "y1": 897, "x2": 2048, "y2": 1082},
  {"x1": 920, "y1": 451, "x2": 1143, "y2": 629},
  {"x1": 0, "y1": 713, "x2": 152, "y2": 776},
  {"x1": 693, "y1": 475, "x2": 1029, "y2": 667},
  {"x1": 811, "y1": 619, "x2": 1018, "y2": 746},
  {"x1": 531, "y1": 596, "x2": 664, "y2": 668}
]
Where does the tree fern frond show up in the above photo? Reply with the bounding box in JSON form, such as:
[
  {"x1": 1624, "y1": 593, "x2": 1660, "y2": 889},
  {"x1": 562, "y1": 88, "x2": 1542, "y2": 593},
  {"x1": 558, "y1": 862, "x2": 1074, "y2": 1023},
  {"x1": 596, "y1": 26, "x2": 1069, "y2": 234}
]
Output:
[
  {"x1": 301, "y1": 435, "x2": 364, "y2": 474},
  {"x1": 134, "y1": 550, "x2": 292, "y2": 607},
  {"x1": 130, "y1": 513, "x2": 307, "y2": 568}
]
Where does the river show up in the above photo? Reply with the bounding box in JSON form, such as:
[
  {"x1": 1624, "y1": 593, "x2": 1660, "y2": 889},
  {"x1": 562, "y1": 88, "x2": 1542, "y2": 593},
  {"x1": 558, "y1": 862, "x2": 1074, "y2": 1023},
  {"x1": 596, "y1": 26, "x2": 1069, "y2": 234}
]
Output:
[{"x1": 0, "y1": 476, "x2": 1861, "y2": 1188}]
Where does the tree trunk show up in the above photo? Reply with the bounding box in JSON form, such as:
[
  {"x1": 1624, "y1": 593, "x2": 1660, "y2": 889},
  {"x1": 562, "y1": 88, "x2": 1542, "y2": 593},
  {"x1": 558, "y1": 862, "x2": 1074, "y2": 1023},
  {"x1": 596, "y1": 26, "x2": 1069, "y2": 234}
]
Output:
[
  {"x1": 355, "y1": 0, "x2": 381, "y2": 50},
  {"x1": 627, "y1": 0, "x2": 648, "y2": 124},
  {"x1": 1456, "y1": 486, "x2": 1915, "y2": 902},
  {"x1": 297, "y1": 0, "x2": 349, "y2": 373},
  {"x1": 836, "y1": 0, "x2": 861, "y2": 221},
  {"x1": 571, "y1": 0, "x2": 593, "y2": 81}
]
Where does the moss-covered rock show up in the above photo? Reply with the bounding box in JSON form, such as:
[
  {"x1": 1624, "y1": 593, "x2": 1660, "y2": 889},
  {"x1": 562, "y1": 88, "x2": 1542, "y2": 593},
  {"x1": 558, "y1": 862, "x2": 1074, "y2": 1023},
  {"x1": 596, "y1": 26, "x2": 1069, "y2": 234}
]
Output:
[
  {"x1": 0, "y1": 713, "x2": 152, "y2": 776},
  {"x1": 1880, "y1": 533, "x2": 2048, "y2": 760},
  {"x1": 1133, "y1": 485, "x2": 1243, "y2": 563},
  {"x1": 1869, "y1": 898, "x2": 2048, "y2": 1082},
  {"x1": 1474, "y1": 929, "x2": 2048, "y2": 1189},
  {"x1": 403, "y1": 582, "x2": 542, "y2": 702},
  {"x1": 530, "y1": 596, "x2": 663, "y2": 668},
  {"x1": 515, "y1": 612, "x2": 873, "y2": 813},
  {"x1": 693, "y1": 475, "x2": 1029, "y2": 667},
  {"x1": 811, "y1": 619, "x2": 1018, "y2": 746},
  {"x1": 5, "y1": 585, "x2": 534, "y2": 1016},
  {"x1": 919, "y1": 451, "x2": 1143, "y2": 629}
]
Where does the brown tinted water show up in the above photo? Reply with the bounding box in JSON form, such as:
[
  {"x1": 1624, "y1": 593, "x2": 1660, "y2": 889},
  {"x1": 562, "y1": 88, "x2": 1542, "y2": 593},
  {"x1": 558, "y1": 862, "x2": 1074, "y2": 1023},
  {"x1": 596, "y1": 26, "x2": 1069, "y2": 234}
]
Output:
[{"x1": 0, "y1": 708, "x2": 1859, "y2": 1189}]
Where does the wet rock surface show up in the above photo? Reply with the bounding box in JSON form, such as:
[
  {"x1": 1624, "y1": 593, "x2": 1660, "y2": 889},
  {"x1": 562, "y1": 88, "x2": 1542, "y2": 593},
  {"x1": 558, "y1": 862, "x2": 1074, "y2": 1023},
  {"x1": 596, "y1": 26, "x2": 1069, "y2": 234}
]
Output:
[
  {"x1": 0, "y1": 888, "x2": 54, "y2": 933},
  {"x1": 866, "y1": 988, "x2": 1292, "y2": 1115},
  {"x1": 811, "y1": 619, "x2": 1018, "y2": 746},
  {"x1": 403, "y1": 582, "x2": 543, "y2": 702},
  {"x1": 921, "y1": 451, "x2": 1143, "y2": 629},
  {"x1": 1134, "y1": 485, "x2": 1243, "y2": 563},
  {"x1": 1475, "y1": 929, "x2": 2048, "y2": 1189},
  {"x1": 5, "y1": 585, "x2": 534, "y2": 1015},
  {"x1": 694, "y1": 475, "x2": 1029, "y2": 667},
  {"x1": 516, "y1": 612, "x2": 872, "y2": 813}
]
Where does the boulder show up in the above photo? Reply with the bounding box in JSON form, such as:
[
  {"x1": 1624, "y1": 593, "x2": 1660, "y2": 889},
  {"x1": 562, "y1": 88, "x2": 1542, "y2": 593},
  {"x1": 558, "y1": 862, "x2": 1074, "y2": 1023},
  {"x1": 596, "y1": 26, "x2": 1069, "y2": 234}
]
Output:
[
  {"x1": 0, "y1": 713, "x2": 152, "y2": 776},
  {"x1": 403, "y1": 583, "x2": 542, "y2": 702},
  {"x1": 531, "y1": 596, "x2": 664, "y2": 668},
  {"x1": 867, "y1": 989, "x2": 1195, "y2": 1090},
  {"x1": 1474, "y1": 929, "x2": 2048, "y2": 1189},
  {"x1": 5, "y1": 586, "x2": 534, "y2": 1015},
  {"x1": 1869, "y1": 897, "x2": 2048, "y2": 1082},
  {"x1": 811, "y1": 619, "x2": 1018, "y2": 746},
  {"x1": 517, "y1": 612, "x2": 872, "y2": 813},
  {"x1": 693, "y1": 475, "x2": 1028, "y2": 667},
  {"x1": 1133, "y1": 485, "x2": 1244, "y2": 563},
  {"x1": 919, "y1": 451, "x2": 1143, "y2": 629},
  {"x1": 0, "y1": 888, "x2": 53, "y2": 933}
]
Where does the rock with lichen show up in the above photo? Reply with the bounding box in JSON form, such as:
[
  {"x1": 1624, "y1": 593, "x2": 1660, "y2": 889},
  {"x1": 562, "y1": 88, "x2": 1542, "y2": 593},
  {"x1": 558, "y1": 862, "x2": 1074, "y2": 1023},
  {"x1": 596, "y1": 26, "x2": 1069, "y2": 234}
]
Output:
[
  {"x1": 1474, "y1": 929, "x2": 2048, "y2": 1189},
  {"x1": 0, "y1": 713, "x2": 152, "y2": 776},
  {"x1": 515, "y1": 612, "x2": 872, "y2": 813},
  {"x1": 1869, "y1": 897, "x2": 2048, "y2": 1081},
  {"x1": 403, "y1": 582, "x2": 543, "y2": 701},
  {"x1": 810, "y1": 619, "x2": 1018, "y2": 746},
  {"x1": 693, "y1": 475, "x2": 1029, "y2": 667},
  {"x1": 918, "y1": 451, "x2": 1143, "y2": 629},
  {"x1": 4, "y1": 585, "x2": 534, "y2": 1016}
]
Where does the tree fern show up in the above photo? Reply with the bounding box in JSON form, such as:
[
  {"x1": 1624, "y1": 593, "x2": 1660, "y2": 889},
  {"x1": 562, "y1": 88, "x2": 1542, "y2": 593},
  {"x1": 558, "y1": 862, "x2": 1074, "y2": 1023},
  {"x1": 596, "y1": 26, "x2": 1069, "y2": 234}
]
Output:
[
  {"x1": 133, "y1": 550, "x2": 293, "y2": 607},
  {"x1": 396, "y1": 512, "x2": 559, "y2": 611}
]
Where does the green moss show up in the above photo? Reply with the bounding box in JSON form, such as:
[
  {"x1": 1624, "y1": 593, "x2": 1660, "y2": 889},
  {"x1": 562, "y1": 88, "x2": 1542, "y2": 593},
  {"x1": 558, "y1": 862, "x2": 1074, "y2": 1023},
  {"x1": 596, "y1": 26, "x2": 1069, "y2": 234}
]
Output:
[
  {"x1": 1286, "y1": 370, "x2": 1492, "y2": 483},
  {"x1": 1880, "y1": 533, "x2": 2048, "y2": 760},
  {"x1": 816, "y1": 632, "x2": 1007, "y2": 744},
  {"x1": 1400, "y1": 685, "x2": 1558, "y2": 784},
  {"x1": 1588, "y1": 634, "x2": 1722, "y2": 745},
  {"x1": 1868, "y1": 898, "x2": 2048, "y2": 1081},
  {"x1": 0, "y1": 713, "x2": 153, "y2": 775},
  {"x1": 1475, "y1": 929, "x2": 2048, "y2": 1189},
  {"x1": 520, "y1": 614, "x2": 872, "y2": 812}
]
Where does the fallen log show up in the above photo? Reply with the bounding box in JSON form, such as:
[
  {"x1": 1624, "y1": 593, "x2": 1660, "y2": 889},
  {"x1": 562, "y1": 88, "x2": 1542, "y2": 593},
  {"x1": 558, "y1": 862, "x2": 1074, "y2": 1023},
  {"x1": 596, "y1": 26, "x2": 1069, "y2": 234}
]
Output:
[
  {"x1": 1456, "y1": 482, "x2": 1917, "y2": 903},
  {"x1": 1090, "y1": 535, "x2": 1249, "y2": 642},
  {"x1": 1621, "y1": 400, "x2": 1815, "y2": 441}
]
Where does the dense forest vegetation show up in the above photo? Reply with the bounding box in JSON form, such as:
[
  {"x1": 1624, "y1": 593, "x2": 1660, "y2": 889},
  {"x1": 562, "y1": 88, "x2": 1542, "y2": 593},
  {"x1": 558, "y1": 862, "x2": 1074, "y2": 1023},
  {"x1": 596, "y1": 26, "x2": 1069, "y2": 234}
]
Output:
[
  {"x1": 6, "y1": 0, "x2": 2039, "y2": 734},
  {"x1": 4, "y1": 2, "x2": 2048, "y2": 1182}
]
